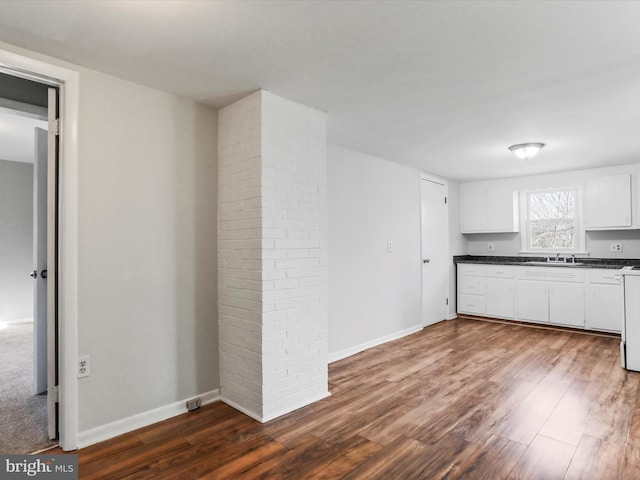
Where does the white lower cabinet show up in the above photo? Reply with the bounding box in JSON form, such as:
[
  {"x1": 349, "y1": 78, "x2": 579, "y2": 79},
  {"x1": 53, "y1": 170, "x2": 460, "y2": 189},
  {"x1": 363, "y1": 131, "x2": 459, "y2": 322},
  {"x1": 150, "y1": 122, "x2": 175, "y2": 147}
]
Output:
[
  {"x1": 458, "y1": 263, "x2": 619, "y2": 333},
  {"x1": 486, "y1": 277, "x2": 514, "y2": 318},
  {"x1": 549, "y1": 282, "x2": 585, "y2": 327},
  {"x1": 585, "y1": 270, "x2": 622, "y2": 332},
  {"x1": 515, "y1": 280, "x2": 549, "y2": 323}
]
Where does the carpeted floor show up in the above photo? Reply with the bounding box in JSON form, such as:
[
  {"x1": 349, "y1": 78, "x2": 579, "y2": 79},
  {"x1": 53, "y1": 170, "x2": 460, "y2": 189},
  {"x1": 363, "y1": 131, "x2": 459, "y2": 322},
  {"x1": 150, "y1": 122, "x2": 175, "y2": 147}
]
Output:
[{"x1": 0, "y1": 322, "x2": 56, "y2": 454}]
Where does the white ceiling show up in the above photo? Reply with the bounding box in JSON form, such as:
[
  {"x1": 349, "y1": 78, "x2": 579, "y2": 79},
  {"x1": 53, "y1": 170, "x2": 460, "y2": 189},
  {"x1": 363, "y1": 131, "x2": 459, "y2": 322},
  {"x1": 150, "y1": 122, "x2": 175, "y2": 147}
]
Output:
[
  {"x1": 0, "y1": 1, "x2": 638, "y2": 181},
  {"x1": 0, "y1": 110, "x2": 47, "y2": 164}
]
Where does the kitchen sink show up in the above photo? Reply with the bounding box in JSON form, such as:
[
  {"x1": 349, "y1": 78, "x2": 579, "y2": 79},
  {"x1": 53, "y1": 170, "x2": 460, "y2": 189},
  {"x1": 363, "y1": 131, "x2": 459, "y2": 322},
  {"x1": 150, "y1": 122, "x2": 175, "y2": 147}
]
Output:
[{"x1": 523, "y1": 261, "x2": 584, "y2": 266}]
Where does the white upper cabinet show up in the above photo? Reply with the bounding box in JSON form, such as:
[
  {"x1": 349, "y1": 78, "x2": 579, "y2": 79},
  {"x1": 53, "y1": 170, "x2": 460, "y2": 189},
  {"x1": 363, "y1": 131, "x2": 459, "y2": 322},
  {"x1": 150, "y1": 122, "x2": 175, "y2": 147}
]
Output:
[
  {"x1": 584, "y1": 173, "x2": 632, "y2": 229},
  {"x1": 461, "y1": 183, "x2": 519, "y2": 233}
]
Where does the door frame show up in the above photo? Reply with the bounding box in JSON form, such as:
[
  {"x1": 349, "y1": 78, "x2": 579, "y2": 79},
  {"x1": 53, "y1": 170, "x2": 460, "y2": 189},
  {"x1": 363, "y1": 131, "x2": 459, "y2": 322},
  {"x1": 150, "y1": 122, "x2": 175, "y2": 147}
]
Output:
[
  {"x1": 420, "y1": 172, "x2": 450, "y2": 327},
  {"x1": 0, "y1": 45, "x2": 79, "y2": 451}
]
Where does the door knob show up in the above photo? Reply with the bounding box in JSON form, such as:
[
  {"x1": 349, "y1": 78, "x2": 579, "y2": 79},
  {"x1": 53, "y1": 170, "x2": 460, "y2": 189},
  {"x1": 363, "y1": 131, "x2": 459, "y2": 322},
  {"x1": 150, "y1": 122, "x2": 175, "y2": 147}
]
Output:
[
  {"x1": 423, "y1": 259, "x2": 431, "y2": 264},
  {"x1": 29, "y1": 270, "x2": 37, "y2": 278}
]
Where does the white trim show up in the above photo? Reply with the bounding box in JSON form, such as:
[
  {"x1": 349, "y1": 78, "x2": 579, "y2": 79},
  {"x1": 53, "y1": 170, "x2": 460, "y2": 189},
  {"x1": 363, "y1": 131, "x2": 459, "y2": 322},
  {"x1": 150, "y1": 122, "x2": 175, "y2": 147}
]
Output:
[
  {"x1": 77, "y1": 389, "x2": 221, "y2": 449},
  {"x1": 262, "y1": 391, "x2": 331, "y2": 423},
  {"x1": 328, "y1": 324, "x2": 423, "y2": 364},
  {"x1": 4, "y1": 317, "x2": 33, "y2": 324},
  {"x1": 218, "y1": 396, "x2": 263, "y2": 423},
  {"x1": 221, "y1": 391, "x2": 332, "y2": 424},
  {"x1": 420, "y1": 171, "x2": 448, "y2": 185},
  {"x1": 520, "y1": 186, "x2": 586, "y2": 254},
  {"x1": 0, "y1": 44, "x2": 80, "y2": 451},
  {"x1": 448, "y1": 313, "x2": 458, "y2": 320}
]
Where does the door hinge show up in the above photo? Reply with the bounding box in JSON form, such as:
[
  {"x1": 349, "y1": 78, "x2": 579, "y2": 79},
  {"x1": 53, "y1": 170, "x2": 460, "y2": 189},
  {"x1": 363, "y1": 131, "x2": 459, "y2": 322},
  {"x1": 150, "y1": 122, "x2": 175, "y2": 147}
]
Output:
[
  {"x1": 444, "y1": 196, "x2": 448, "y2": 204},
  {"x1": 49, "y1": 118, "x2": 60, "y2": 136},
  {"x1": 446, "y1": 298, "x2": 449, "y2": 305},
  {"x1": 49, "y1": 385, "x2": 59, "y2": 403}
]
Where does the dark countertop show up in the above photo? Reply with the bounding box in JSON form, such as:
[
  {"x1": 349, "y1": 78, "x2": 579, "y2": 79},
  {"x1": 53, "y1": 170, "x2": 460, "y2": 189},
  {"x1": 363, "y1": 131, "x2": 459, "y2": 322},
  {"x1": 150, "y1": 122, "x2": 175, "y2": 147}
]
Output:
[{"x1": 453, "y1": 255, "x2": 640, "y2": 269}]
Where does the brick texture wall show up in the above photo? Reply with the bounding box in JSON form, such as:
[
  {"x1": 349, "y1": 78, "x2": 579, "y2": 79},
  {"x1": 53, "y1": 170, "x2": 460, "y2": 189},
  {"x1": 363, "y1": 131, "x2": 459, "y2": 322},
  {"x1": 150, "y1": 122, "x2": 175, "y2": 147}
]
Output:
[
  {"x1": 218, "y1": 90, "x2": 328, "y2": 421},
  {"x1": 218, "y1": 92, "x2": 264, "y2": 415}
]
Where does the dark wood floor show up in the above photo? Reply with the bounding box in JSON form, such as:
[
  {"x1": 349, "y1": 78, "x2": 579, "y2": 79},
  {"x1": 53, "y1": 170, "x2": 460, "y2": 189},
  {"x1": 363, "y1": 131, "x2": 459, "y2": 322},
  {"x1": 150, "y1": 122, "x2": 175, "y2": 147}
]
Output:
[{"x1": 50, "y1": 318, "x2": 640, "y2": 479}]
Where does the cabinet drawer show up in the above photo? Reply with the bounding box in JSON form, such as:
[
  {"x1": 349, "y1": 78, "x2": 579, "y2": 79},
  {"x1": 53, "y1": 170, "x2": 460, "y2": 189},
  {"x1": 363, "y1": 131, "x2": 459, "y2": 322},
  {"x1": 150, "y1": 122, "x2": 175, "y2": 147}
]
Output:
[
  {"x1": 486, "y1": 265, "x2": 515, "y2": 278},
  {"x1": 459, "y1": 275, "x2": 485, "y2": 294},
  {"x1": 458, "y1": 294, "x2": 486, "y2": 314},
  {"x1": 458, "y1": 264, "x2": 485, "y2": 277},
  {"x1": 587, "y1": 269, "x2": 621, "y2": 285}
]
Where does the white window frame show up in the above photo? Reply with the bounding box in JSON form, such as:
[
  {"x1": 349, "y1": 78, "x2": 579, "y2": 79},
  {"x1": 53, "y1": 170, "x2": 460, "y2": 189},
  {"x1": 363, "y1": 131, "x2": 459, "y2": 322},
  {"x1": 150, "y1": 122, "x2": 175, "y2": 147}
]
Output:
[{"x1": 520, "y1": 186, "x2": 587, "y2": 255}]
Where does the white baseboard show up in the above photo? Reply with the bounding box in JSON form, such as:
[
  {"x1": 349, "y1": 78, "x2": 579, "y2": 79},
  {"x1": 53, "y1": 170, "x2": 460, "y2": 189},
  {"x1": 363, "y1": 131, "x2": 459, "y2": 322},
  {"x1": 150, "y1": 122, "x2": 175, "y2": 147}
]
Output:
[
  {"x1": 328, "y1": 324, "x2": 423, "y2": 364},
  {"x1": 220, "y1": 390, "x2": 331, "y2": 423},
  {"x1": 448, "y1": 313, "x2": 458, "y2": 320},
  {"x1": 77, "y1": 389, "x2": 220, "y2": 449},
  {"x1": 261, "y1": 391, "x2": 331, "y2": 423},
  {"x1": 219, "y1": 396, "x2": 262, "y2": 423},
  {"x1": 5, "y1": 317, "x2": 33, "y2": 324}
]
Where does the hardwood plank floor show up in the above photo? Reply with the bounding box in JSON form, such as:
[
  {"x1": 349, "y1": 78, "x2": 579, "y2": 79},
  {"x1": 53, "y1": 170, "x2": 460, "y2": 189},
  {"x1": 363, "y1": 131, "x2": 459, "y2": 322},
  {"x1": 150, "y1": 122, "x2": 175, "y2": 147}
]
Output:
[{"x1": 46, "y1": 318, "x2": 640, "y2": 479}]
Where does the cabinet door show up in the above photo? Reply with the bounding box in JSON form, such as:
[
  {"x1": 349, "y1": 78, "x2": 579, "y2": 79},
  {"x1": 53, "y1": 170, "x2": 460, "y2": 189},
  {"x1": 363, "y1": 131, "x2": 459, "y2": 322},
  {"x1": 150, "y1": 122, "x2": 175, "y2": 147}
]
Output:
[
  {"x1": 486, "y1": 186, "x2": 519, "y2": 232},
  {"x1": 549, "y1": 283, "x2": 585, "y2": 327},
  {"x1": 460, "y1": 183, "x2": 486, "y2": 232},
  {"x1": 584, "y1": 173, "x2": 631, "y2": 229},
  {"x1": 586, "y1": 284, "x2": 622, "y2": 332},
  {"x1": 486, "y1": 277, "x2": 514, "y2": 318},
  {"x1": 516, "y1": 280, "x2": 548, "y2": 323}
]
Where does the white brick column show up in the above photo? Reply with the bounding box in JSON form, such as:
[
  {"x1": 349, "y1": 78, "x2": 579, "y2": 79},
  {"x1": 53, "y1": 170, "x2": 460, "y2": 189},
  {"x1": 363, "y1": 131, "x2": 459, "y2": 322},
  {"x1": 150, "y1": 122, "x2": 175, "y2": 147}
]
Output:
[{"x1": 218, "y1": 90, "x2": 328, "y2": 422}]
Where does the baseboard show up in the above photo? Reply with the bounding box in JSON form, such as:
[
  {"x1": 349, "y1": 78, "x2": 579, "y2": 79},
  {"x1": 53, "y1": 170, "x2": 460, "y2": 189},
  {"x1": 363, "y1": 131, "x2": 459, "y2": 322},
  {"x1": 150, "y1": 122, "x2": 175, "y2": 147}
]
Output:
[
  {"x1": 328, "y1": 324, "x2": 423, "y2": 364},
  {"x1": 219, "y1": 396, "x2": 262, "y2": 423},
  {"x1": 77, "y1": 389, "x2": 220, "y2": 449},
  {"x1": 261, "y1": 390, "x2": 331, "y2": 423},
  {"x1": 5, "y1": 317, "x2": 33, "y2": 324},
  {"x1": 448, "y1": 313, "x2": 458, "y2": 320},
  {"x1": 220, "y1": 390, "x2": 331, "y2": 423}
]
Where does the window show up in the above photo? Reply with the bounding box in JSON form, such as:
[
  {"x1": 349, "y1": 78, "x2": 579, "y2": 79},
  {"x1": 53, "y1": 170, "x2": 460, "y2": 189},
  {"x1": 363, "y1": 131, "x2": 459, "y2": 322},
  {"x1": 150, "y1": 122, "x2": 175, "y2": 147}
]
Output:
[{"x1": 522, "y1": 187, "x2": 585, "y2": 253}]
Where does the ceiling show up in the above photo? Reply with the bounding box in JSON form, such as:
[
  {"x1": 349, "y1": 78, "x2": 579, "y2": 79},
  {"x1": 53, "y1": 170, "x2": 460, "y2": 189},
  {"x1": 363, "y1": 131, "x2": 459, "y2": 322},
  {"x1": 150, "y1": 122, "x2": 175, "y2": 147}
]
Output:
[
  {"x1": 0, "y1": 1, "x2": 638, "y2": 181},
  {"x1": 0, "y1": 110, "x2": 47, "y2": 164}
]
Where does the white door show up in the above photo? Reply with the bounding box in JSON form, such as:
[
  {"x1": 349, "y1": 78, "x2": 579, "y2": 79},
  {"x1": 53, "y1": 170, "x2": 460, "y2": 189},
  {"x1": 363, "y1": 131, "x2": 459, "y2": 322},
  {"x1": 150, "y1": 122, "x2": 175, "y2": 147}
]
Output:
[
  {"x1": 421, "y1": 178, "x2": 449, "y2": 327},
  {"x1": 33, "y1": 127, "x2": 48, "y2": 395}
]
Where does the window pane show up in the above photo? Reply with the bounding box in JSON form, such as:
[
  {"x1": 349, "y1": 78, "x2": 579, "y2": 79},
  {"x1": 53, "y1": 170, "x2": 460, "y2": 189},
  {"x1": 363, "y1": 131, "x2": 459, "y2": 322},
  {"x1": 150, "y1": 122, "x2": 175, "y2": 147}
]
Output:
[
  {"x1": 530, "y1": 220, "x2": 575, "y2": 249},
  {"x1": 529, "y1": 191, "x2": 576, "y2": 220}
]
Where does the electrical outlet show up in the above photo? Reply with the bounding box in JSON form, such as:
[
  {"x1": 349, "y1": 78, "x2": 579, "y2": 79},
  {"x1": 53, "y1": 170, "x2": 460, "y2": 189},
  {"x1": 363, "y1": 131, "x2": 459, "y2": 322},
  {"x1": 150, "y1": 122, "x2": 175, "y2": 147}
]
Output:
[
  {"x1": 78, "y1": 355, "x2": 90, "y2": 378},
  {"x1": 487, "y1": 242, "x2": 495, "y2": 252},
  {"x1": 610, "y1": 243, "x2": 623, "y2": 253},
  {"x1": 186, "y1": 397, "x2": 202, "y2": 411},
  {"x1": 387, "y1": 240, "x2": 393, "y2": 253}
]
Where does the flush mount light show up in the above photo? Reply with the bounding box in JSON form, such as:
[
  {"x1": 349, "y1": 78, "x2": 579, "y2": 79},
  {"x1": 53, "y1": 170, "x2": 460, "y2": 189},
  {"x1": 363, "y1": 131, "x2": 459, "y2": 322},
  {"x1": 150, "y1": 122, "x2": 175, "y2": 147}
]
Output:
[{"x1": 508, "y1": 142, "x2": 545, "y2": 160}]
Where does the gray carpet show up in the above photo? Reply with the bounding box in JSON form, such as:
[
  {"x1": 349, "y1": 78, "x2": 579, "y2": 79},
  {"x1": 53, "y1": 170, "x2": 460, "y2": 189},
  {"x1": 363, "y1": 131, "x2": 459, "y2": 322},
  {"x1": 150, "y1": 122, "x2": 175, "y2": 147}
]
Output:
[{"x1": 0, "y1": 323, "x2": 56, "y2": 454}]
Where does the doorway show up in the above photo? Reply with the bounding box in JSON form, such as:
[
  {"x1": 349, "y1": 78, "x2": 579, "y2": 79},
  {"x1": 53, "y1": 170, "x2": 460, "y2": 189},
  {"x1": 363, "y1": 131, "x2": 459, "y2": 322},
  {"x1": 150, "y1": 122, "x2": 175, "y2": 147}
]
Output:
[
  {"x1": 0, "y1": 72, "x2": 58, "y2": 453},
  {"x1": 421, "y1": 175, "x2": 449, "y2": 327}
]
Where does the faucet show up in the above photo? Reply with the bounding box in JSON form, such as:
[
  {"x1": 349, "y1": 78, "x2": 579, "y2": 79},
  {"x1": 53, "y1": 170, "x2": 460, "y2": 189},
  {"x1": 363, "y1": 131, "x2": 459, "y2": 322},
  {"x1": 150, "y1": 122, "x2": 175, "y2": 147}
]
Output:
[
  {"x1": 555, "y1": 253, "x2": 560, "y2": 262},
  {"x1": 571, "y1": 254, "x2": 576, "y2": 264}
]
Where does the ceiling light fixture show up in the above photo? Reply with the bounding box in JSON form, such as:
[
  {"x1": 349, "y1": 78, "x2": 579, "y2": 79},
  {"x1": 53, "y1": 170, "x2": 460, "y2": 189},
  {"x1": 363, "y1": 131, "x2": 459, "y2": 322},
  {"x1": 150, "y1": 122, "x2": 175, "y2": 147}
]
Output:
[{"x1": 508, "y1": 142, "x2": 545, "y2": 160}]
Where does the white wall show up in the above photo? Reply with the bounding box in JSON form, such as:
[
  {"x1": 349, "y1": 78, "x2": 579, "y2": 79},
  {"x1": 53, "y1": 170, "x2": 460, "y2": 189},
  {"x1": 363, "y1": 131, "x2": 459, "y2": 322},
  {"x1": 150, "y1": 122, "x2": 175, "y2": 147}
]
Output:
[
  {"x1": 328, "y1": 144, "x2": 422, "y2": 359},
  {"x1": 72, "y1": 70, "x2": 219, "y2": 432},
  {"x1": 464, "y1": 163, "x2": 640, "y2": 258},
  {"x1": 0, "y1": 159, "x2": 33, "y2": 322}
]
